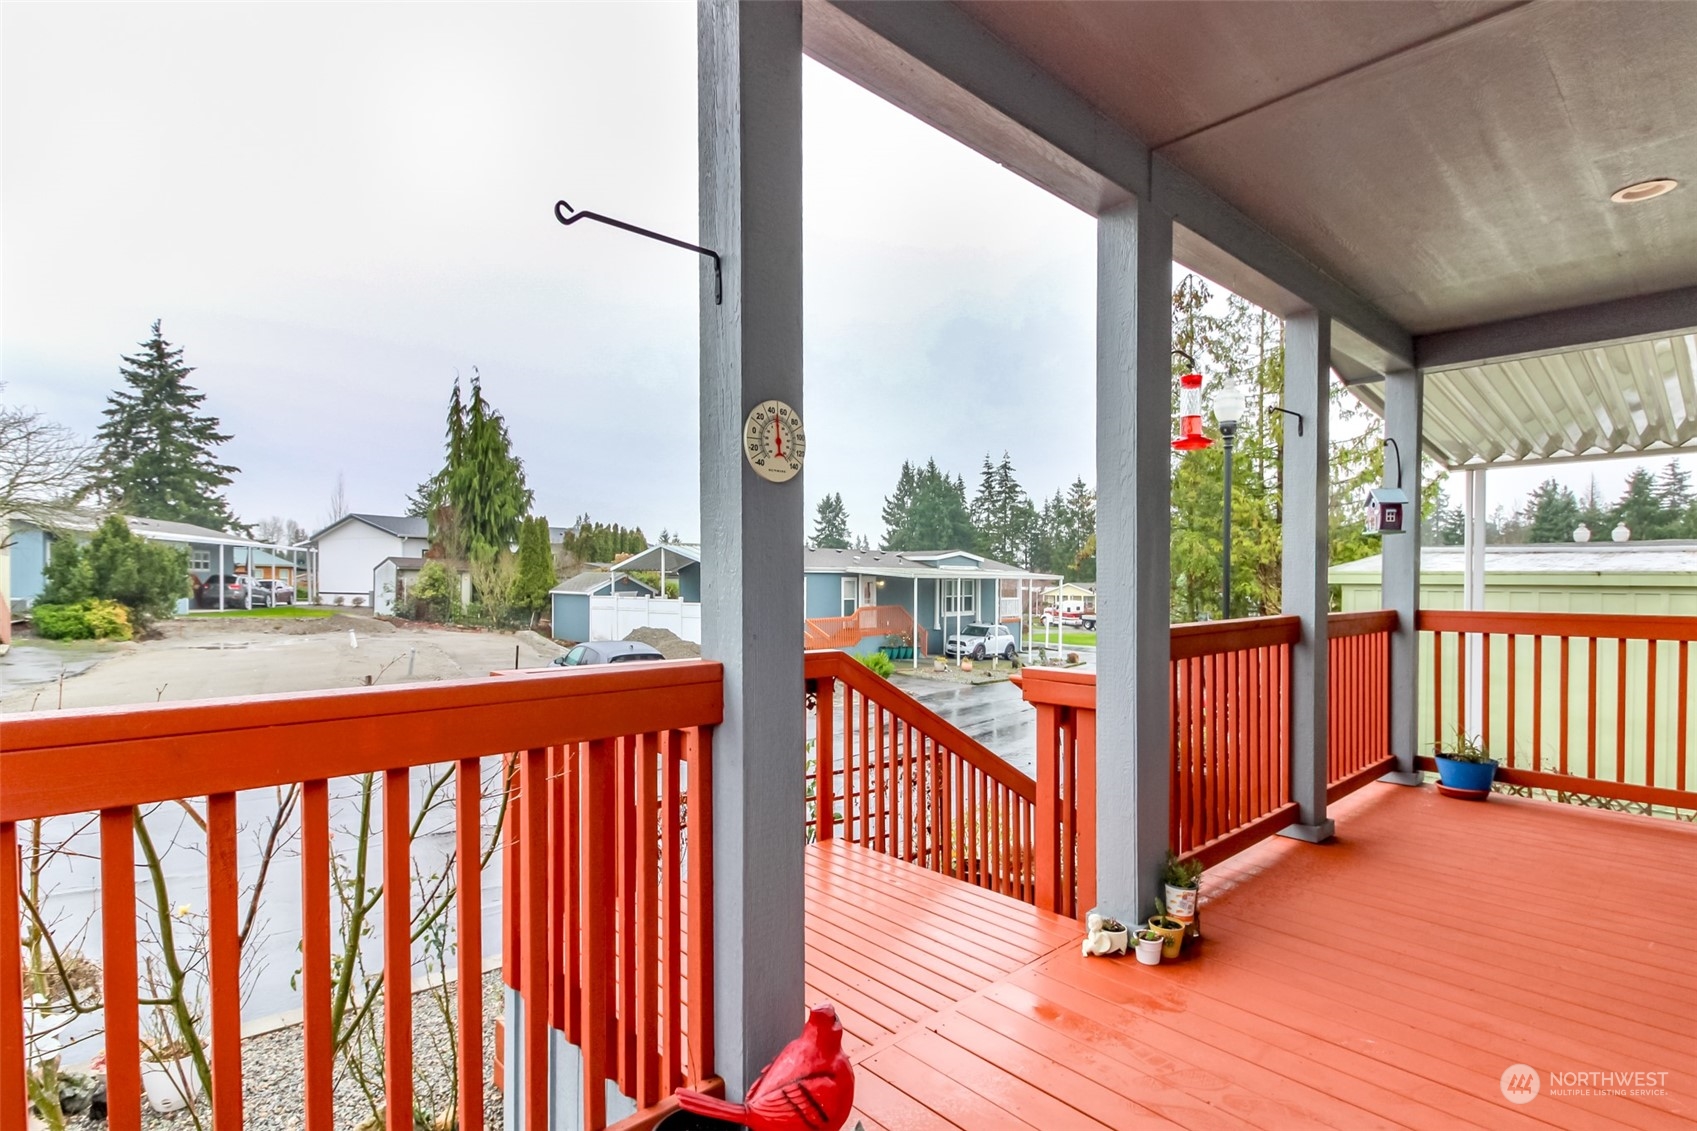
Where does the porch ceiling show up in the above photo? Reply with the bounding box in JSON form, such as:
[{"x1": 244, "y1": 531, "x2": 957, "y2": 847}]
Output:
[
  {"x1": 951, "y1": 0, "x2": 1697, "y2": 336},
  {"x1": 1354, "y1": 329, "x2": 1697, "y2": 468}
]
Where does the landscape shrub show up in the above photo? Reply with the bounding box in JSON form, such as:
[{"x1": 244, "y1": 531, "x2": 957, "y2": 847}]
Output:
[
  {"x1": 351, "y1": 595, "x2": 366, "y2": 608},
  {"x1": 31, "y1": 599, "x2": 134, "y2": 642},
  {"x1": 858, "y1": 650, "x2": 895, "y2": 678}
]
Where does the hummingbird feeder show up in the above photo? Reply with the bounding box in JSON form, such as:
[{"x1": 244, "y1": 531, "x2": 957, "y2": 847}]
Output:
[{"x1": 1173, "y1": 371, "x2": 1212, "y2": 451}]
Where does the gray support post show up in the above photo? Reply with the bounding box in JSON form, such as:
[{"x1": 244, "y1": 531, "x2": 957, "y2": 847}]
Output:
[
  {"x1": 1381, "y1": 367, "x2": 1425, "y2": 784},
  {"x1": 1094, "y1": 196, "x2": 1173, "y2": 921},
  {"x1": 698, "y1": 0, "x2": 806, "y2": 1101},
  {"x1": 1279, "y1": 310, "x2": 1335, "y2": 842}
]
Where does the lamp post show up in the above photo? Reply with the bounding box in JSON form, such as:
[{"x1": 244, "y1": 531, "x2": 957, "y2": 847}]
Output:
[{"x1": 1213, "y1": 379, "x2": 1246, "y2": 619}]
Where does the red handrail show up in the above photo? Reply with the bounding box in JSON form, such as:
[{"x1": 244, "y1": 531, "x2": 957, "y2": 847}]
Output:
[
  {"x1": 1419, "y1": 610, "x2": 1697, "y2": 809},
  {"x1": 804, "y1": 651, "x2": 1036, "y2": 902},
  {"x1": 0, "y1": 661, "x2": 723, "y2": 1131}
]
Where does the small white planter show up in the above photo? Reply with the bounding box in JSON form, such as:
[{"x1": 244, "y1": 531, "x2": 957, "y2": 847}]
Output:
[
  {"x1": 142, "y1": 1056, "x2": 202, "y2": 1114},
  {"x1": 1134, "y1": 933, "x2": 1164, "y2": 966},
  {"x1": 1082, "y1": 913, "x2": 1129, "y2": 957}
]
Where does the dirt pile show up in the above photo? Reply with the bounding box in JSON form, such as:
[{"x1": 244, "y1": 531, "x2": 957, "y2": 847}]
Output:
[
  {"x1": 623, "y1": 626, "x2": 701, "y2": 660},
  {"x1": 278, "y1": 613, "x2": 397, "y2": 635}
]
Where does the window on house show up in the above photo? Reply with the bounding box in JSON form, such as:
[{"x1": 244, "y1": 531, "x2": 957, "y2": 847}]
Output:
[
  {"x1": 841, "y1": 576, "x2": 857, "y2": 617},
  {"x1": 942, "y1": 578, "x2": 976, "y2": 618},
  {"x1": 189, "y1": 550, "x2": 212, "y2": 571}
]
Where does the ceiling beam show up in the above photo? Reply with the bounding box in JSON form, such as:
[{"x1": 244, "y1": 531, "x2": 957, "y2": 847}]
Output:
[
  {"x1": 1416, "y1": 286, "x2": 1697, "y2": 370},
  {"x1": 807, "y1": 0, "x2": 1414, "y2": 366}
]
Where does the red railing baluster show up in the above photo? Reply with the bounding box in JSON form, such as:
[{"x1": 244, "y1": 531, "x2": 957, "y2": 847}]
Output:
[
  {"x1": 302, "y1": 780, "x2": 333, "y2": 1131},
  {"x1": 661, "y1": 732, "x2": 683, "y2": 1092},
  {"x1": 102, "y1": 808, "x2": 141, "y2": 1131},
  {"x1": 207, "y1": 792, "x2": 243, "y2": 1130},
  {"x1": 455, "y1": 758, "x2": 484, "y2": 1131},
  {"x1": 383, "y1": 767, "x2": 413, "y2": 1131},
  {"x1": 686, "y1": 728, "x2": 715, "y2": 1087},
  {"x1": 1, "y1": 822, "x2": 25, "y2": 1128}
]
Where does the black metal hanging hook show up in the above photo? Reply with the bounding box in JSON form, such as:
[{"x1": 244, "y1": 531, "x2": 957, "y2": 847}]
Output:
[
  {"x1": 1384, "y1": 436, "x2": 1404, "y2": 488},
  {"x1": 1172, "y1": 348, "x2": 1198, "y2": 370},
  {"x1": 554, "y1": 200, "x2": 723, "y2": 305}
]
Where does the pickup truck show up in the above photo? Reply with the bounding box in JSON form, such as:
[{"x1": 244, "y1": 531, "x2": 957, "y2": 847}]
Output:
[
  {"x1": 944, "y1": 622, "x2": 1019, "y2": 661},
  {"x1": 1041, "y1": 606, "x2": 1096, "y2": 630}
]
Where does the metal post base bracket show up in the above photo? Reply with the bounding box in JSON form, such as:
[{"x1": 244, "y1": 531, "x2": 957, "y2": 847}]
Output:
[
  {"x1": 1278, "y1": 820, "x2": 1336, "y2": 844},
  {"x1": 1378, "y1": 770, "x2": 1424, "y2": 787}
]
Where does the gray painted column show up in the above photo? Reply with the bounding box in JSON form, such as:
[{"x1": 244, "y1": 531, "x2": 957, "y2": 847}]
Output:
[
  {"x1": 1381, "y1": 368, "x2": 1425, "y2": 784},
  {"x1": 1279, "y1": 310, "x2": 1334, "y2": 842},
  {"x1": 699, "y1": 0, "x2": 806, "y2": 1100},
  {"x1": 1463, "y1": 468, "x2": 1487, "y2": 739},
  {"x1": 1094, "y1": 197, "x2": 1172, "y2": 921}
]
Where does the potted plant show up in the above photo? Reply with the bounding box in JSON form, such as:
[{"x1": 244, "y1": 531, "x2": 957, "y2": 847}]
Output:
[
  {"x1": 140, "y1": 1037, "x2": 201, "y2": 1115},
  {"x1": 1434, "y1": 733, "x2": 1498, "y2": 798},
  {"x1": 1134, "y1": 928, "x2": 1164, "y2": 966},
  {"x1": 1163, "y1": 852, "x2": 1204, "y2": 943},
  {"x1": 1147, "y1": 899, "x2": 1186, "y2": 960},
  {"x1": 1081, "y1": 913, "x2": 1129, "y2": 957}
]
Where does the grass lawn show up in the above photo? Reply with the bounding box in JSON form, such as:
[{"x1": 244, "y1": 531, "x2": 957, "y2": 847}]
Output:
[
  {"x1": 1025, "y1": 629, "x2": 1097, "y2": 647},
  {"x1": 190, "y1": 607, "x2": 335, "y2": 619}
]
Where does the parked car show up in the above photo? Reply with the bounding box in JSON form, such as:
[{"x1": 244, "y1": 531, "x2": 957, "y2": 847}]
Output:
[
  {"x1": 944, "y1": 622, "x2": 1018, "y2": 661},
  {"x1": 551, "y1": 641, "x2": 667, "y2": 666},
  {"x1": 195, "y1": 575, "x2": 271, "y2": 609},
  {"x1": 255, "y1": 579, "x2": 296, "y2": 605}
]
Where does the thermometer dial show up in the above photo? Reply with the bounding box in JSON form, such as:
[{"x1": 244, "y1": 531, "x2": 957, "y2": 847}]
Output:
[{"x1": 743, "y1": 399, "x2": 805, "y2": 483}]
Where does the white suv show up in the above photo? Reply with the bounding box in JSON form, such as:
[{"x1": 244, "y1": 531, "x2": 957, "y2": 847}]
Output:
[{"x1": 944, "y1": 622, "x2": 1018, "y2": 661}]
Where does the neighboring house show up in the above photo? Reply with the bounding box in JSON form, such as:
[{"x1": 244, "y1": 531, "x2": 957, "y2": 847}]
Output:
[
  {"x1": 373, "y1": 556, "x2": 471, "y2": 617},
  {"x1": 1330, "y1": 542, "x2": 1697, "y2": 615},
  {"x1": 1, "y1": 511, "x2": 302, "y2": 609},
  {"x1": 804, "y1": 548, "x2": 1060, "y2": 656},
  {"x1": 549, "y1": 570, "x2": 660, "y2": 642},
  {"x1": 309, "y1": 513, "x2": 431, "y2": 604},
  {"x1": 1041, "y1": 580, "x2": 1097, "y2": 612}
]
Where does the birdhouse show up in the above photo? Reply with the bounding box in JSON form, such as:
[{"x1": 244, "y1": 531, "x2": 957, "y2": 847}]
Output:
[
  {"x1": 1172, "y1": 372, "x2": 1212, "y2": 451},
  {"x1": 1364, "y1": 486, "x2": 1409, "y2": 535}
]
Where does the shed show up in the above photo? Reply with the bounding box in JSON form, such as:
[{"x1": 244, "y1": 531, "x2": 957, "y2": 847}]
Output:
[
  {"x1": 373, "y1": 557, "x2": 471, "y2": 617},
  {"x1": 550, "y1": 570, "x2": 659, "y2": 643}
]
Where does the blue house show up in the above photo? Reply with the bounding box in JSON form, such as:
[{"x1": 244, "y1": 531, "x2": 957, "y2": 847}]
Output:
[{"x1": 803, "y1": 547, "x2": 1060, "y2": 657}]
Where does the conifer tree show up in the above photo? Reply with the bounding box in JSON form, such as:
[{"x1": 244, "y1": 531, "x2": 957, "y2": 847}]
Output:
[
  {"x1": 95, "y1": 321, "x2": 239, "y2": 529},
  {"x1": 512, "y1": 515, "x2": 558, "y2": 620},
  {"x1": 812, "y1": 493, "x2": 850, "y2": 549},
  {"x1": 880, "y1": 462, "x2": 919, "y2": 549},
  {"x1": 1525, "y1": 479, "x2": 1581, "y2": 542}
]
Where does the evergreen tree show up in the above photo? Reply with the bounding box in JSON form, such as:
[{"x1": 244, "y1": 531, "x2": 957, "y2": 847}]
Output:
[
  {"x1": 1524, "y1": 479, "x2": 1582, "y2": 542},
  {"x1": 1424, "y1": 487, "x2": 1467, "y2": 546},
  {"x1": 449, "y1": 371, "x2": 532, "y2": 555},
  {"x1": 880, "y1": 462, "x2": 919, "y2": 549},
  {"x1": 968, "y1": 452, "x2": 1038, "y2": 565},
  {"x1": 812, "y1": 493, "x2": 850, "y2": 549},
  {"x1": 1653, "y1": 460, "x2": 1693, "y2": 538},
  {"x1": 1577, "y1": 475, "x2": 1609, "y2": 541},
  {"x1": 95, "y1": 320, "x2": 239, "y2": 529},
  {"x1": 512, "y1": 515, "x2": 558, "y2": 620},
  {"x1": 889, "y1": 460, "x2": 975, "y2": 550},
  {"x1": 1613, "y1": 468, "x2": 1661, "y2": 541}
]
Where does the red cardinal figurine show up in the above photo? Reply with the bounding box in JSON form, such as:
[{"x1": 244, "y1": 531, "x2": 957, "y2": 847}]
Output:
[{"x1": 674, "y1": 1002, "x2": 855, "y2": 1131}]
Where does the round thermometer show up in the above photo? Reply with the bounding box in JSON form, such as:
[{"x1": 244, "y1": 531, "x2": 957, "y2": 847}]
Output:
[{"x1": 743, "y1": 399, "x2": 805, "y2": 482}]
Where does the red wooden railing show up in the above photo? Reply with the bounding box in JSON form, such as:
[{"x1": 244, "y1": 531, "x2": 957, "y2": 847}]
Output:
[
  {"x1": 0, "y1": 661, "x2": 723, "y2": 1131},
  {"x1": 804, "y1": 651, "x2": 1037, "y2": 901},
  {"x1": 1328, "y1": 610, "x2": 1396, "y2": 801},
  {"x1": 1019, "y1": 613, "x2": 1408, "y2": 918},
  {"x1": 803, "y1": 604, "x2": 928, "y2": 655},
  {"x1": 1420, "y1": 611, "x2": 1697, "y2": 809}
]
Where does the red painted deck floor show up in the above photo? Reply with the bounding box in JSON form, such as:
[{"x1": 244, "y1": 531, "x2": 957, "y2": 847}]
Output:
[{"x1": 807, "y1": 784, "x2": 1697, "y2": 1130}]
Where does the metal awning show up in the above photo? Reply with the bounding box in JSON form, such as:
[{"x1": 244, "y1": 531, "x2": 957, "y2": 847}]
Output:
[{"x1": 1350, "y1": 331, "x2": 1697, "y2": 470}]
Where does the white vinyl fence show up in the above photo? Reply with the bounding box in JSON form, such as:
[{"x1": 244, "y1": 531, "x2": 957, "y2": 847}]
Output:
[{"x1": 588, "y1": 595, "x2": 703, "y2": 644}]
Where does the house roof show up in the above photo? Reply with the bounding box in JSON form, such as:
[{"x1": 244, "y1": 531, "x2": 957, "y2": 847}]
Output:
[
  {"x1": 550, "y1": 570, "x2": 659, "y2": 596},
  {"x1": 614, "y1": 544, "x2": 701, "y2": 573},
  {"x1": 1330, "y1": 541, "x2": 1697, "y2": 582},
  {"x1": 311, "y1": 513, "x2": 430, "y2": 542},
  {"x1": 376, "y1": 556, "x2": 431, "y2": 572},
  {"x1": 1044, "y1": 581, "x2": 1096, "y2": 596},
  {"x1": 8, "y1": 509, "x2": 292, "y2": 551},
  {"x1": 804, "y1": 546, "x2": 1058, "y2": 582}
]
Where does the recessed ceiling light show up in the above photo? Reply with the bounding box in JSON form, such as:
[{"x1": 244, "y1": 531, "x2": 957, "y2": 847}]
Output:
[{"x1": 1610, "y1": 178, "x2": 1679, "y2": 204}]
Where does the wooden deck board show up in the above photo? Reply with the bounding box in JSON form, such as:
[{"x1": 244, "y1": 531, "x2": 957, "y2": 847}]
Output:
[{"x1": 804, "y1": 784, "x2": 1697, "y2": 1129}]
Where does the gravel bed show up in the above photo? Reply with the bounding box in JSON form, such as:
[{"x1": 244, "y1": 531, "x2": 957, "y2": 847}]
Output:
[{"x1": 68, "y1": 971, "x2": 504, "y2": 1130}]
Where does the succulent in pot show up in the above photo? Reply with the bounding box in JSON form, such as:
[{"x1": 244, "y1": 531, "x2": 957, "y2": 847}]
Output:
[
  {"x1": 1162, "y1": 852, "x2": 1204, "y2": 943},
  {"x1": 1134, "y1": 929, "x2": 1164, "y2": 966},
  {"x1": 1147, "y1": 899, "x2": 1186, "y2": 960}
]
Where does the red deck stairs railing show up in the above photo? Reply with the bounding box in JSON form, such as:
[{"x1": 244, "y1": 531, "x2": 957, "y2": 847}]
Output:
[{"x1": 804, "y1": 604, "x2": 928, "y2": 655}]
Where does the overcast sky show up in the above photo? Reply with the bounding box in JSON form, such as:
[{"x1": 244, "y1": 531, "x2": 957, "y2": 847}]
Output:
[{"x1": 2, "y1": 3, "x2": 1678, "y2": 545}]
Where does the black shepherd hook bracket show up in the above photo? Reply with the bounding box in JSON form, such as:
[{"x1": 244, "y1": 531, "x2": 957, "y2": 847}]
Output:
[
  {"x1": 1384, "y1": 436, "x2": 1404, "y2": 488},
  {"x1": 555, "y1": 200, "x2": 723, "y2": 304},
  {"x1": 1172, "y1": 348, "x2": 1198, "y2": 370},
  {"x1": 1272, "y1": 405, "x2": 1305, "y2": 437}
]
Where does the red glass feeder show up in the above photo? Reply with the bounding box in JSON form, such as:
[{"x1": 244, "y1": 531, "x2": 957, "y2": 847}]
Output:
[{"x1": 1172, "y1": 371, "x2": 1213, "y2": 450}]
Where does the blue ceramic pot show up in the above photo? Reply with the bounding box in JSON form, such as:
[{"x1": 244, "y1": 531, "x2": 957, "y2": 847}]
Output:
[{"x1": 1435, "y1": 755, "x2": 1497, "y2": 793}]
